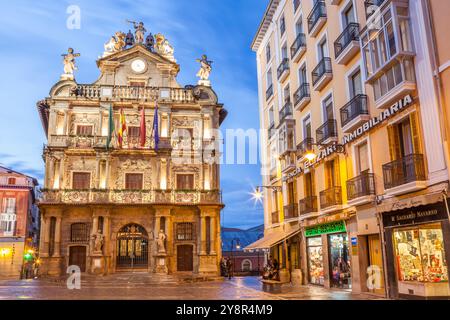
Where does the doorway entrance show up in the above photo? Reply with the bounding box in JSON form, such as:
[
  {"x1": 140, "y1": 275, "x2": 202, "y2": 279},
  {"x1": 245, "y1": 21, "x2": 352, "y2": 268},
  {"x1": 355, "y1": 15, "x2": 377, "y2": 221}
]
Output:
[
  {"x1": 177, "y1": 245, "x2": 193, "y2": 272},
  {"x1": 69, "y1": 246, "x2": 87, "y2": 272},
  {"x1": 367, "y1": 234, "x2": 385, "y2": 294},
  {"x1": 116, "y1": 224, "x2": 149, "y2": 269}
]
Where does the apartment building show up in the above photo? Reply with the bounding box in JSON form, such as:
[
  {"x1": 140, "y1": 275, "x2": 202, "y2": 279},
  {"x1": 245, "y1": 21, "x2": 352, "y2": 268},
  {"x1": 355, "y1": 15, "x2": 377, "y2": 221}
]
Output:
[
  {"x1": 247, "y1": 0, "x2": 450, "y2": 299},
  {"x1": 0, "y1": 166, "x2": 39, "y2": 278}
]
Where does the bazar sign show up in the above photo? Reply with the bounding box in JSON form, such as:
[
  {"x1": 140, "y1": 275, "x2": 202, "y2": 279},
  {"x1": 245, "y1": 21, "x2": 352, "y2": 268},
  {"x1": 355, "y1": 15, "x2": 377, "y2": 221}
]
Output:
[{"x1": 305, "y1": 220, "x2": 347, "y2": 237}]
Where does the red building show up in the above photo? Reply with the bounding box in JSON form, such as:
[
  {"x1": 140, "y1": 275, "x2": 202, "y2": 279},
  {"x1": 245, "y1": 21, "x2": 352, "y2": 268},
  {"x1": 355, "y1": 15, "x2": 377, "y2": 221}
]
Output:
[
  {"x1": 0, "y1": 166, "x2": 39, "y2": 278},
  {"x1": 221, "y1": 225, "x2": 266, "y2": 275}
]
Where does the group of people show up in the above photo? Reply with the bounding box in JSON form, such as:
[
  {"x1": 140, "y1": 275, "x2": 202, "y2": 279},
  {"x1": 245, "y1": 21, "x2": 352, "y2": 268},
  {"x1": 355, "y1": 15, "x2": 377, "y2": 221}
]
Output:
[
  {"x1": 220, "y1": 257, "x2": 234, "y2": 279},
  {"x1": 262, "y1": 256, "x2": 280, "y2": 281}
]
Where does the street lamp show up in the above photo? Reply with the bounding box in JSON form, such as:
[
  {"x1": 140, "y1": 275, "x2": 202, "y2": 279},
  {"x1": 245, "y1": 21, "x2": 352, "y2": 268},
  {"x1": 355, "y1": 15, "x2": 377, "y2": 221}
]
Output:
[{"x1": 251, "y1": 185, "x2": 282, "y2": 201}]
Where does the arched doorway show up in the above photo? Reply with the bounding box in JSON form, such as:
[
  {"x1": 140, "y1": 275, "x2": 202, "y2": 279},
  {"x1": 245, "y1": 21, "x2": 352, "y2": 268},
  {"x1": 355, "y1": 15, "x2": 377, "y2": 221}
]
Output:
[{"x1": 116, "y1": 224, "x2": 149, "y2": 269}]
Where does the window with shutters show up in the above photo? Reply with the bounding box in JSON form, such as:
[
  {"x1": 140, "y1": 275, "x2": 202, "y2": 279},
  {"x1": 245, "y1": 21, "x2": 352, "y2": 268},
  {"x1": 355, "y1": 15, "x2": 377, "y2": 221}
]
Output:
[
  {"x1": 125, "y1": 173, "x2": 143, "y2": 190},
  {"x1": 72, "y1": 172, "x2": 91, "y2": 190},
  {"x1": 2, "y1": 198, "x2": 16, "y2": 213},
  {"x1": 325, "y1": 158, "x2": 339, "y2": 188},
  {"x1": 128, "y1": 126, "x2": 141, "y2": 147},
  {"x1": 176, "y1": 174, "x2": 194, "y2": 190},
  {"x1": 76, "y1": 125, "x2": 93, "y2": 136},
  {"x1": 176, "y1": 222, "x2": 194, "y2": 241},
  {"x1": 7, "y1": 177, "x2": 16, "y2": 185},
  {"x1": 387, "y1": 112, "x2": 422, "y2": 161},
  {"x1": 355, "y1": 142, "x2": 370, "y2": 174}
]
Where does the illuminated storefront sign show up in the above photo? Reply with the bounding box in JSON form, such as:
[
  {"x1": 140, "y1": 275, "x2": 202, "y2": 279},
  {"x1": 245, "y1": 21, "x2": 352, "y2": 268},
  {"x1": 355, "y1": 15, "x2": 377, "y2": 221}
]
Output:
[{"x1": 305, "y1": 220, "x2": 347, "y2": 237}]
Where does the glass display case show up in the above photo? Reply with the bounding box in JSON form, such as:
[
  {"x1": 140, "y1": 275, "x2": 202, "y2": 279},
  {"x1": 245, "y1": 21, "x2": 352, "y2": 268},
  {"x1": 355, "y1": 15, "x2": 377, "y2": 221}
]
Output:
[
  {"x1": 307, "y1": 237, "x2": 324, "y2": 285},
  {"x1": 393, "y1": 223, "x2": 448, "y2": 283}
]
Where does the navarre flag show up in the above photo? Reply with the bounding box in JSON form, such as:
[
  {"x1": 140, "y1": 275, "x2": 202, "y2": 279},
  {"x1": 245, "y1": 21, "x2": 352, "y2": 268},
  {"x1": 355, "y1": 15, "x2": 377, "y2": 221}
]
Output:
[
  {"x1": 118, "y1": 108, "x2": 127, "y2": 148},
  {"x1": 107, "y1": 105, "x2": 115, "y2": 150},
  {"x1": 140, "y1": 106, "x2": 146, "y2": 147},
  {"x1": 153, "y1": 103, "x2": 160, "y2": 151}
]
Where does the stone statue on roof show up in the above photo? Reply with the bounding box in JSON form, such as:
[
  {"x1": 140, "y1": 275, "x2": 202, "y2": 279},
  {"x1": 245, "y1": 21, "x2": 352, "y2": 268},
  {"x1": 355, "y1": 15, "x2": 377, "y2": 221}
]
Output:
[
  {"x1": 61, "y1": 48, "x2": 80, "y2": 80},
  {"x1": 127, "y1": 20, "x2": 147, "y2": 44}
]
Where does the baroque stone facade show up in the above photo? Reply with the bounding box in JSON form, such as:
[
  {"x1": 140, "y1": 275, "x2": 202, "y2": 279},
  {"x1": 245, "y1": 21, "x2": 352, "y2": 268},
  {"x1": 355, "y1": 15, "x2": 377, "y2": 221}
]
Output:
[{"x1": 37, "y1": 35, "x2": 227, "y2": 276}]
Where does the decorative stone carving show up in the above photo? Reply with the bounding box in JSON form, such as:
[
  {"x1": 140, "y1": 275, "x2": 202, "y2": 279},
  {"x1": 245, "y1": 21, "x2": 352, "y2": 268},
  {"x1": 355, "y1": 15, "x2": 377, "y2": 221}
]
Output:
[
  {"x1": 103, "y1": 32, "x2": 126, "y2": 57},
  {"x1": 196, "y1": 55, "x2": 213, "y2": 86},
  {"x1": 156, "y1": 230, "x2": 166, "y2": 253},
  {"x1": 61, "y1": 48, "x2": 80, "y2": 80},
  {"x1": 113, "y1": 158, "x2": 152, "y2": 189},
  {"x1": 92, "y1": 230, "x2": 104, "y2": 253},
  {"x1": 155, "y1": 34, "x2": 175, "y2": 62},
  {"x1": 170, "y1": 165, "x2": 201, "y2": 190}
]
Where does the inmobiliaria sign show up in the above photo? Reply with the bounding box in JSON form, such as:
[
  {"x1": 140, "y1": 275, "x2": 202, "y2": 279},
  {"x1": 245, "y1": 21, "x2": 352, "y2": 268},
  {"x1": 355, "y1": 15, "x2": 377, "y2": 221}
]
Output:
[{"x1": 283, "y1": 94, "x2": 414, "y2": 180}]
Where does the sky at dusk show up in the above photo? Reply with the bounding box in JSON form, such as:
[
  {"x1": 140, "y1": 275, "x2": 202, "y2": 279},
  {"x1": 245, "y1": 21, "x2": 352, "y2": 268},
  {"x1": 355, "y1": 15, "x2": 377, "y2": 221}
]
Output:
[{"x1": 0, "y1": 0, "x2": 267, "y2": 229}]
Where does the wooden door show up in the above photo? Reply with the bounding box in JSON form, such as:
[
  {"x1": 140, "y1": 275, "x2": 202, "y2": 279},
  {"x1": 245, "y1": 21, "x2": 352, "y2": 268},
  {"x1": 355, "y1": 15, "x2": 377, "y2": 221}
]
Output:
[
  {"x1": 368, "y1": 235, "x2": 385, "y2": 294},
  {"x1": 177, "y1": 245, "x2": 193, "y2": 272},
  {"x1": 69, "y1": 246, "x2": 86, "y2": 272}
]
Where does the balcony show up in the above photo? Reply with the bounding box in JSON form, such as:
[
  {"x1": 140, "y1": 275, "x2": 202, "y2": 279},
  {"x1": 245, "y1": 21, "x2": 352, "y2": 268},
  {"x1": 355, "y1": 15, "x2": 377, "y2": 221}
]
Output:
[
  {"x1": 308, "y1": 1, "x2": 327, "y2": 37},
  {"x1": 271, "y1": 211, "x2": 280, "y2": 224},
  {"x1": 382, "y1": 154, "x2": 427, "y2": 196},
  {"x1": 71, "y1": 85, "x2": 195, "y2": 103},
  {"x1": 281, "y1": 152, "x2": 297, "y2": 173},
  {"x1": 293, "y1": 83, "x2": 311, "y2": 111},
  {"x1": 320, "y1": 186, "x2": 342, "y2": 210},
  {"x1": 266, "y1": 84, "x2": 274, "y2": 101},
  {"x1": 40, "y1": 189, "x2": 223, "y2": 205},
  {"x1": 347, "y1": 173, "x2": 376, "y2": 206},
  {"x1": 284, "y1": 203, "x2": 299, "y2": 220},
  {"x1": 334, "y1": 23, "x2": 360, "y2": 65},
  {"x1": 316, "y1": 119, "x2": 338, "y2": 145},
  {"x1": 279, "y1": 100, "x2": 293, "y2": 125},
  {"x1": 277, "y1": 58, "x2": 290, "y2": 82},
  {"x1": 269, "y1": 168, "x2": 278, "y2": 182},
  {"x1": 268, "y1": 122, "x2": 275, "y2": 140},
  {"x1": 340, "y1": 94, "x2": 370, "y2": 133},
  {"x1": 312, "y1": 57, "x2": 333, "y2": 91},
  {"x1": 299, "y1": 196, "x2": 318, "y2": 215},
  {"x1": 297, "y1": 137, "x2": 314, "y2": 159},
  {"x1": 291, "y1": 33, "x2": 307, "y2": 63}
]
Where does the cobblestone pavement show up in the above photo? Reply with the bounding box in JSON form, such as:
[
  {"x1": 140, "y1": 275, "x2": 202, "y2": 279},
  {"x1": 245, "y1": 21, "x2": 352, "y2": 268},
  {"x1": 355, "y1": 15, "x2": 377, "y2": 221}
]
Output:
[{"x1": 0, "y1": 273, "x2": 385, "y2": 300}]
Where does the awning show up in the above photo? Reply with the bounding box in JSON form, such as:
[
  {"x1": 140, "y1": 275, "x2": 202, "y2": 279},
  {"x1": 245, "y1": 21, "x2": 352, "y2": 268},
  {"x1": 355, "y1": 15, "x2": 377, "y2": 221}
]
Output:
[
  {"x1": 244, "y1": 226, "x2": 300, "y2": 251},
  {"x1": 377, "y1": 191, "x2": 446, "y2": 214}
]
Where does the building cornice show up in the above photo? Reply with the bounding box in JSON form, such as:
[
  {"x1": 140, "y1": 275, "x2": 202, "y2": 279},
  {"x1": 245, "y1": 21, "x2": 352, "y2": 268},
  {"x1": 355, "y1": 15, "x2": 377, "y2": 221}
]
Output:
[{"x1": 251, "y1": 0, "x2": 280, "y2": 52}]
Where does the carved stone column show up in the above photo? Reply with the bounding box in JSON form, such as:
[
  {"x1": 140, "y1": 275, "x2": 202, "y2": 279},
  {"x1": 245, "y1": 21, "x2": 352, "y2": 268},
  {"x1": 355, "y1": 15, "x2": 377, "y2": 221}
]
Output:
[
  {"x1": 54, "y1": 216, "x2": 62, "y2": 257},
  {"x1": 40, "y1": 214, "x2": 50, "y2": 257},
  {"x1": 210, "y1": 215, "x2": 216, "y2": 255},
  {"x1": 200, "y1": 216, "x2": 207, "y2": 255}
]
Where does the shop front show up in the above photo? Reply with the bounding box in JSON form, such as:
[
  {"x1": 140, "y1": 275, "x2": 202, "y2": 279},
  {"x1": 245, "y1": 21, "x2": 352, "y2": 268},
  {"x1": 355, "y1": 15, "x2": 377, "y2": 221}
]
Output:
[
  {"x1": 304, "y1": 218, "x2": 352, "y2": 289},
  {"x1": 383, "y1": 201, "x2": 450, "y2": 299}
]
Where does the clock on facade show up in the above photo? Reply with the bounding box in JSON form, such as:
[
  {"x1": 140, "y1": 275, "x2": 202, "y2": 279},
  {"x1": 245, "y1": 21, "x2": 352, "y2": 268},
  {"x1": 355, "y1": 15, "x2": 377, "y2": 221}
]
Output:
[{"x1": 131, "y1": 59, "x2": 146, "y2": 73}]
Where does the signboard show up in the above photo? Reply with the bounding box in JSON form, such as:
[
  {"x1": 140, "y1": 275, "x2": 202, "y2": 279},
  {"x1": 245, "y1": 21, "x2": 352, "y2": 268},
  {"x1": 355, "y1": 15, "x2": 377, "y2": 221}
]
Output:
[
  {"x1": 351, "y1": 237, "x2": 358, "y2": 255},
  {"x1": 305, "y1": 220, "x2": 347, "y2": 237},
  {"x1": 383, "y1": 201, "x2": 449, "y2": 228}
]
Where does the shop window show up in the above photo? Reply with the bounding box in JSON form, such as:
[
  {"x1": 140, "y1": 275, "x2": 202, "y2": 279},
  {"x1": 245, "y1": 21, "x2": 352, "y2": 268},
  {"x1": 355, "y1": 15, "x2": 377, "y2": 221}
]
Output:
[
  {"x1": 125, "y1": 173, "x2": 143, "y2": 190},
  {"x1": 393, "y1": 224, "x2": 448, "y2": 283},
  {"x1": 176, "y1": 223, "x2": 194, "y2": 241},
  {"x1": 329, "y1": 233, "x2": 351, "y2": 289}
]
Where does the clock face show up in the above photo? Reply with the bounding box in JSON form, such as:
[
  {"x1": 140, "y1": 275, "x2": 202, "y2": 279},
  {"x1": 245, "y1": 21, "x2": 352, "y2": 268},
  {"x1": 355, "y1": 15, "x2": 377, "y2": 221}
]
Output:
[{"x1": 131, "y1": 59, "x2": 146, "y2": 73}]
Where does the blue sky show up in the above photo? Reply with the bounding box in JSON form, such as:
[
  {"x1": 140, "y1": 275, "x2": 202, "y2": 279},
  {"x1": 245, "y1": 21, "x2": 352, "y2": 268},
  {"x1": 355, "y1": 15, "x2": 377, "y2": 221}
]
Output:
[{"x1": 0, "y1": 0, "x2": 267, "y2": 229}]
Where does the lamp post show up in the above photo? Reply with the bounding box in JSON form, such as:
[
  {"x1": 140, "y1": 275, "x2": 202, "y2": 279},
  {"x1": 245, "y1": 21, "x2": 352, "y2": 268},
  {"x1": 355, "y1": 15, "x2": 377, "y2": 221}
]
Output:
[{"x1": 230, "y1": 238, "x2": 240, "y2": 277}]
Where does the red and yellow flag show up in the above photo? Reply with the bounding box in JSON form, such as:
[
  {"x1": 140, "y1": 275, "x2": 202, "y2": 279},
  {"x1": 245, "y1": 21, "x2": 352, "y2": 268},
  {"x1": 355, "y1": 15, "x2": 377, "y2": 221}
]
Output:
[{"x1": 118, "y1": 108, "x2": 127, "y2": 148}]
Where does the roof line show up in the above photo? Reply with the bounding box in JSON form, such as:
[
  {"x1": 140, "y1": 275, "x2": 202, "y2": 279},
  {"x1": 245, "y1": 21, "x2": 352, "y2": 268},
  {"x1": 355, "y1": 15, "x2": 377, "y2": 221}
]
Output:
[{"x1": 251, "y1": 0, "x2": 280, "y2": 52}]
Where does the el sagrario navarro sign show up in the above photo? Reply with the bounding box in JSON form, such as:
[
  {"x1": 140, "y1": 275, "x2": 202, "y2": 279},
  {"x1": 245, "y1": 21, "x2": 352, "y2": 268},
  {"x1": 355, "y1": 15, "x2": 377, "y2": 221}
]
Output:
[{"x1": 383, "y1": 201, "x2": 449, "y2": 228}]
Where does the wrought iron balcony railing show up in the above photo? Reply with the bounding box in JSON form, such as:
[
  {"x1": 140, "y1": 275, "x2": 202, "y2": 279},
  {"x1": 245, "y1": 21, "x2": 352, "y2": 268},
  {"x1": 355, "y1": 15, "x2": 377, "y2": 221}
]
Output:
[
  {"x1": 266, "y1": 84, "x2": 274, "y2": 100},
  {"x1": 291, "y1": 33, "x2": 307, "y2": 59},
  {"x1": 347, "y1": 172, "x2": 376, "y2": 201},
  {"x1": 299, "y1": 196, "x2": 318, "y2": 215},
  {"x1": 268, "y1": 122, "x2": 275, "y2": 140},
  {"x1": 382, "y1": 154, "x2": 426, "y2": 189},
  {"x1": 284, "y1": 203, "x2": 299, "y2": 219},
  {"x1": 297, "y1": 137, "x2": 314, "y2": 158},
  {"x1": 277, "y1": 58, "x2": 290, "y2": 80},
  {"x1": 40, "y1": 189, "x2": 223, "y2": 205},
  {"x1": 308, "y1": 1, "x2": 327, "y2": 34},
  {"x1": 334, "y1": 23, "x2": 360, "y2": 59},
  {"x1": 312, "y1": 57, "x2": 332, "y2": 87},
  {"x1": 71, "y1": 85, "x2": 195, "y2": 103},
  {"x1": 316, "y1": 119, "x2": 338, "y2": 145},
  {"x1": 320, "y1": 186, "x2": 342, "y2": 209},
  {"x1": 294, "y1": 83, "x2": 310, "y2": 107},
  {"x1": 279, "y1": 100, "x2": 293, "y2": 124},
  {"x1": 340, "y1": 94, "x2": 369, "y2": 127}
]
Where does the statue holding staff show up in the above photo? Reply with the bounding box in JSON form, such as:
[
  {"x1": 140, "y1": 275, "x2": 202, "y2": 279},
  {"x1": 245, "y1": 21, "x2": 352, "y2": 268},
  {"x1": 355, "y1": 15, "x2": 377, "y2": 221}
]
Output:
[{"x1": 127, "y1": 20, "x2": 147, "y2": 44}]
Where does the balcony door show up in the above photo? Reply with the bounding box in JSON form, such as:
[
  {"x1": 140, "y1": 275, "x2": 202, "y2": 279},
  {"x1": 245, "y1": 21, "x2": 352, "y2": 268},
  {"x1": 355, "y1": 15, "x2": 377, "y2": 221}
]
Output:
[
  {"x1": 299, "y1": 64, "x2": 308, "y2": 85},
  {"x1": 318, "y1": 38, "x2": 329, "y2": 61},
  {"x1": 325, "y1": 159, "x2": 339, "y2": 188},
  {"x1": 342, "y1": 3, "x2": 356, "y2": 28},
  {"x1": 349, "y1": 69, "x2": 363, "y2": 98},
  {"x1": 287, "y1": 181, "x2": 297, "y2": 205},
  {"x1": 303, "y1": 115, "x2": 312, "y2": 139},
  {"x1": 388, "y1": 115, "x2": 420, "y2": 161},
  {"x1": 304, "y1": 172, "x2": 314, "y2": 197},
  {"x1": 323, "y1": 95, "x2": 334, "y2": 121}
]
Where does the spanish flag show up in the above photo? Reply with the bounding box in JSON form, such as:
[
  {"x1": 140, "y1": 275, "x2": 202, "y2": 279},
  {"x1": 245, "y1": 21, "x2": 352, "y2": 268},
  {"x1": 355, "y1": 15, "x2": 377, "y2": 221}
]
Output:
[{"x1": 118, "y1": 108, "x2": 127, "y2": 148}]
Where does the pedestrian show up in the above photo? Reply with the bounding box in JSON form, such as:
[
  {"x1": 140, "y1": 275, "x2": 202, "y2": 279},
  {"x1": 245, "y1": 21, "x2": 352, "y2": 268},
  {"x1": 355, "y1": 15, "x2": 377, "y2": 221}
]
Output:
[
  {"x1": 226, "y1": 258, "x2": 233, "y2": 280},
  {"x1": 220, "y1": 257, "x2": 227, "y2": 277}
]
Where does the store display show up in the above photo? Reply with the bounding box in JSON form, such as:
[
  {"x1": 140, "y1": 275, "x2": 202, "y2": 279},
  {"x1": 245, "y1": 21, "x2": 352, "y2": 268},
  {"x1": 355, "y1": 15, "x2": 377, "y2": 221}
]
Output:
[
  {"x1": 307, "y1": 237, "x2": 324, "y2": 286},
  {"x1": 394, "y1": 224, "x2": 448, "y2": 283},
  {"x1": 329, "y1": 233, "x2": 352, "y2": 289}
]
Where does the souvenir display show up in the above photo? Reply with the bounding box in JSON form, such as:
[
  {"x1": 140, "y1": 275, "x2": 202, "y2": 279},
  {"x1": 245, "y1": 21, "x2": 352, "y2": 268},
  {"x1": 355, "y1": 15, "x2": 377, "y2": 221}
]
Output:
[
  {"x1": 329, "y1": 233, "x2": 352, "y2": 289},
  {"x1": 394, "y1": 225, "x2": 448, "y2": 283},
  {"x1": 307, "y1": 237, "x2": 324, "y2": 285}
]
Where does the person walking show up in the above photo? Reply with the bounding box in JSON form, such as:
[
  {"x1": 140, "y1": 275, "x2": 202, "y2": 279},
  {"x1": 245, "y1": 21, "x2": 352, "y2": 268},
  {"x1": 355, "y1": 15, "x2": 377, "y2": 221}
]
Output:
[{"x1": 226, "y1": 258, "x2": 233, "y2": 280}]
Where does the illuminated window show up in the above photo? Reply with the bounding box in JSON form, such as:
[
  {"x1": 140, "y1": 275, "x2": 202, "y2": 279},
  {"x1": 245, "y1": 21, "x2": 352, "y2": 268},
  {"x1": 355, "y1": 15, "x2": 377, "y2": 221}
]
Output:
[{"x1": 176, "y1": 223, "x2": 194, "y2": 241}]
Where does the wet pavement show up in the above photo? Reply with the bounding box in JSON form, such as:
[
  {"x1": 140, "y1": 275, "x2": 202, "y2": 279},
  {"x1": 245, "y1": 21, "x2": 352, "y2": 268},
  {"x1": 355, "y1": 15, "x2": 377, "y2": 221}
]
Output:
[{"x1": 0, "y1": 273, "x2": 385, "y2": 300}]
